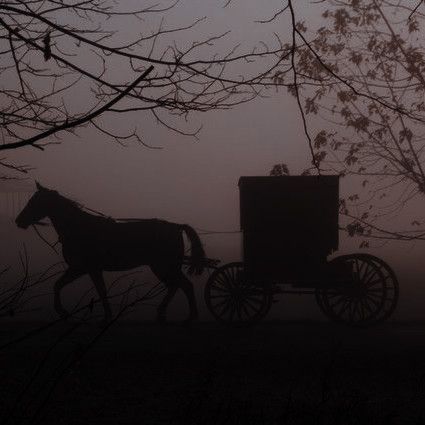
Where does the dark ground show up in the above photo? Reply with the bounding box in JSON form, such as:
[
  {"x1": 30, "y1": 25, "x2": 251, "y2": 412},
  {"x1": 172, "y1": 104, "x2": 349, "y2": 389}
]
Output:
[{"x1": 1, "y1": 321, "x2": 425, "y2": 425}]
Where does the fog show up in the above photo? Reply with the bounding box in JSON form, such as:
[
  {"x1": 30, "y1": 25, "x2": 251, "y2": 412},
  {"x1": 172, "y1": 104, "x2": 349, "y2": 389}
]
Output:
[{"x1": 2, "y1": 1, "x2": 425, "y2": 322}]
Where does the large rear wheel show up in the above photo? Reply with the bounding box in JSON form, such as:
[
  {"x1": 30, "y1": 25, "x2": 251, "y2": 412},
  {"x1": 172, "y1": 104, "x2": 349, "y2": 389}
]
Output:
[
  {"x1": 315, "y1": 254, "x2": 395, "y2": 326},
  {"x1": 358, "y1": 254, "x2": 399, "y2": 322},
  {"x1": 205, "y1": 262, "x2": 272, "y2": 326}
]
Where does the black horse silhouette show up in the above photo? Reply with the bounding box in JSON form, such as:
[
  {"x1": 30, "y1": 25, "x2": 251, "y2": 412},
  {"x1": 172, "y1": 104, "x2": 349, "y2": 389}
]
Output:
[{"x1": 15, "y1": 182, "x2": 205, "y2": 324}]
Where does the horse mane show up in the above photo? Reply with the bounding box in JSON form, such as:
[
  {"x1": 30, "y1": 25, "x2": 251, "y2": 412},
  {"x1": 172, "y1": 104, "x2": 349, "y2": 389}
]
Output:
[
  {"x1": 49, "y1": 190, "x2": 111, "y2": 220},
  {"x1": 52, "y1": 191, "x2": 83, "y2": 210}
]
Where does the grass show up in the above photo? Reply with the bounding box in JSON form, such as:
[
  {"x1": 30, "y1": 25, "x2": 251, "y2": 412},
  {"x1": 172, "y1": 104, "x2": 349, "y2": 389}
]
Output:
[{"x1": 1, "y1": 321, "x2": 425, "y2": 424}]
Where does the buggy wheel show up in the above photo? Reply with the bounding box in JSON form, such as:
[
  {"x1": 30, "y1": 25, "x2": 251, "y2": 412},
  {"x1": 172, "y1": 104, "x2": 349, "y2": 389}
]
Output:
[
  {"x1": 358, "y1": 254, "x2": 399, "y2": 322},
  {"x1": 315, "y1": 254, "x2": 389, "y2": 326},
  {"x1": 205, "y1": 262, "x2": 272, "y2": 326}
]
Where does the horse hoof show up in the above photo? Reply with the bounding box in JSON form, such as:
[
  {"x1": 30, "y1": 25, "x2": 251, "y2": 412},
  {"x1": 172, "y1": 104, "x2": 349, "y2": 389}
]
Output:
[
  {"x1": 182, "y1": 315, "x2": 198, "y2": 326},
  {"x1": 57, "y1": 310, "x2": 69, "y2": 321},
  {"x1": 157, "y1": 315, "x2": 166, "y2": 325},
  {"x1": 98, "y1": 319, "x2": 111, "y2": 329}
]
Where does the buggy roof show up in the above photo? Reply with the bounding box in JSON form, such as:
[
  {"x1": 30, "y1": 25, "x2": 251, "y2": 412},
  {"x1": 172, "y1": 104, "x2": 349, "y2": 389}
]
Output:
[{"x1": 238, "y1": 175, "x2": 339, "y2": 188}]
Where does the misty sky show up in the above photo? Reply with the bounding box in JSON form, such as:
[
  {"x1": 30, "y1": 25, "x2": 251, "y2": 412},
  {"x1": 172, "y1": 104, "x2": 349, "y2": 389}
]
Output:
[
  {"x1": 6, "y1": 1, "x2": 317, "y2": 250},
  {"x1": 17, "y1": 4, "x2": 323, "y2": 213}
]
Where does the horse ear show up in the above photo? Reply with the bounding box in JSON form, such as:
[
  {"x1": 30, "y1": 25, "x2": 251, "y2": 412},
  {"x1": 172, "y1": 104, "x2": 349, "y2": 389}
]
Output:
[{"x1": 35, "y1": 181, "x2": 44, "y2": 191}]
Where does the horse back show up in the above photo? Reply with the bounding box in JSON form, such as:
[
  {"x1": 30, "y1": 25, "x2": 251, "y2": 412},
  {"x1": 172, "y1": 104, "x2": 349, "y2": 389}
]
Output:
[{"x1": 61, "y1": 218, "x2": 184, "y2": 270}]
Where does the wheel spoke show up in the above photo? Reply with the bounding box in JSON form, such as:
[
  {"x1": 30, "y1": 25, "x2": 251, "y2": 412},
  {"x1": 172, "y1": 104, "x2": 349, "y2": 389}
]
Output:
[
  {"x1": 366, "y1": 287, "x2": 385, "y2": 293},
  {"x1": 353, "y1": 300, "x2": 362, "y2": 322},
  {"x1": 241, "y1": 301, "x2": 253, "y2": 318},
  {"x1": 364, "y1": 272, "x2": 379, "y2": 287},
  {"x1": 316, "y1": 255, "x2": 398, "y2": 326},
  {"x1": 236, "y1": 301, "x2": 242, "y2": 320},
  {"x1": 224, "y1": 269, "x2": 235, "y2": 288},
  {"x1": 365, "y1": 294, "x2": 381, "y2": 307},
  {"x1": 228, "y1": 301, "x2": 236, "y2": 322},
  {"x1": 356, "y1": 300, "x2": 365, "y2": 321},
  {"x1": 360, "y1": 262, "x2": 374, "y2": 283},
  {"x1": 335, "y1": 298, "x2": 351, "y2": 318},
  {"x1": 213, "y1": 297, "x2": 231, "y2": 311},
  {"x1": 206, "y1": 263, "x2": 271, "y2": 324},
  {"x1": 329, "y1": 295, "x2": 348, "y2": 310},
  {"x1": 217, "y1": 298, "x2": 232, "y2": 317},
  {"x1": 365, "y1": 291, "x2": 384, "y2": 300},
  {"x1": 362, "y1": 297, "x2": 374, "y2": 316},
  {"x1": 354, "y1": 258, "x2": 360, "y2": 280},
  {"x1": 211, "y1": 285, "x2": 230, "y2": 294},
  {"x1": 210, "y1": 293, "x2": 230, "y2": 299},
  {"x1": 214, "y1": 275, "x2": 230, "y2": 288},
  {"x1": 243, "y1": 297, "x2": 263, "y2": 313},
  {"x1": 359, "y1": 299, "x2": 367, "y2": 321},
  {"x1": 365, "y1": 278, "x2": 383, "y2": 288}
]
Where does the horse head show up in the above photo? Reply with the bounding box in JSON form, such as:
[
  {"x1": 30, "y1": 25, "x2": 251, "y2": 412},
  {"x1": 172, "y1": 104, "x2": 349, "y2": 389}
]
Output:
[{"x1": 15, "y1": 182, "x2": 56, "y2": 228}]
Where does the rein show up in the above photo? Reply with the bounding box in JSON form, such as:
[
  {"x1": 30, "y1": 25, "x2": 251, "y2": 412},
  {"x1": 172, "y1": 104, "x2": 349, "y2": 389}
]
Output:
[{"x1": 31, "y1": 224, "x2": 60, "y2": 256}]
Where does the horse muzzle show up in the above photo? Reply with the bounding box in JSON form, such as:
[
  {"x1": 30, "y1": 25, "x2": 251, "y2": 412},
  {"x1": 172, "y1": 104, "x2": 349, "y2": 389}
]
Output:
[{"x1": 15, "y1": 218, "x2": 29, "y2": 229}]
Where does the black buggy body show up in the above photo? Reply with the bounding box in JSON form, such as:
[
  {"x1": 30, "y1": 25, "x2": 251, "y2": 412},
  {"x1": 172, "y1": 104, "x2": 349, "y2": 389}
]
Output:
[
  {"x1": 239, "y1": 175, "x2": 339, "y2": 285},
  {"x1": 204, "y1": 176, "x2": 399, "y2": 326}
]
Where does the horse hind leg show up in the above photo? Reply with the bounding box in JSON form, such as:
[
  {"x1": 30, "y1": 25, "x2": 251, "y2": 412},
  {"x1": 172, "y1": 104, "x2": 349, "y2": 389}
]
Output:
[
  {"x1": 178, "y1": 273, "x2": 198, "y2": 323},
  {"x1": 152, "y1": 263, "x2": 198, "y2": 324},
  {"x1": 151, "y1": 263, "x2": 183, "y2": 324}
]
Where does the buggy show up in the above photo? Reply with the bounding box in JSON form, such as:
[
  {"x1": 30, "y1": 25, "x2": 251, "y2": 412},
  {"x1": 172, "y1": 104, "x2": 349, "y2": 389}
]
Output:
[{"x1": 204, "y1": 176, "x2": 399, "y2": 326}]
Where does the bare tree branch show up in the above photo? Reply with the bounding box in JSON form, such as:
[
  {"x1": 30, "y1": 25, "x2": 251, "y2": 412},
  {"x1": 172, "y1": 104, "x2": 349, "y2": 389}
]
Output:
[{"x1": 0, "y1": 65, "x2": 154, "y2": 151}]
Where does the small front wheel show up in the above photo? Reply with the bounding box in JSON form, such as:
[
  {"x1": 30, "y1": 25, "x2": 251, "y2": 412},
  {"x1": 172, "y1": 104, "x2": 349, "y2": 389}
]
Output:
[{"x1": 205, "y1": 262, "x2": 272, "y2": 326}]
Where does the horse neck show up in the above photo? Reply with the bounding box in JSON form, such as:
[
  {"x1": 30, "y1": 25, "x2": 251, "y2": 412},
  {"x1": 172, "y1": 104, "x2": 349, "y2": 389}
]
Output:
[{"x1": 48, "y1": 202, "x2": 90, "y2": 240}]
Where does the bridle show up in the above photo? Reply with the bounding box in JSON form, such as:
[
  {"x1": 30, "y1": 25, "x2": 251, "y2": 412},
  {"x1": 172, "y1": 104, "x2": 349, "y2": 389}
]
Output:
[{"x1": 31, "y1": 222, "x2": 60, "y2": 255}]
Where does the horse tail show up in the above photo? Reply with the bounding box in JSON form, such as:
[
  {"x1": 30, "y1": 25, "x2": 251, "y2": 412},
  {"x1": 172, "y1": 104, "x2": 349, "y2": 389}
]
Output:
[{"x1": 181, "y1": 224, "x2": 205, "y2": 275}]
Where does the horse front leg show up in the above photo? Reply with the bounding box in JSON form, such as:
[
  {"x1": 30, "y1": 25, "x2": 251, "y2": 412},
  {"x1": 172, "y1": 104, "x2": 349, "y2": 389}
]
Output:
[
  {"x1": 54, "y1": 268, "x2": 84, "y2": 319},
  {"x1": 89, "y1": 270, "x2": 112, "y2": 324}
]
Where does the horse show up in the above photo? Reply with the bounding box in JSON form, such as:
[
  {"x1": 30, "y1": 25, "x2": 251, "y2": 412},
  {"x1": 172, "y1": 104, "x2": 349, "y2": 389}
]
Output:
[{"x1": 15, "y1": 182, "x2": 206, "y2": 324}]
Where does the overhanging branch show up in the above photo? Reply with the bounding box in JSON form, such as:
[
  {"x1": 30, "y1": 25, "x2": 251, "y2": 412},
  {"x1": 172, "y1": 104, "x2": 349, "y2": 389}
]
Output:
[{"x1": 0, "y1": 66, "x2": 154, "y2": 151}]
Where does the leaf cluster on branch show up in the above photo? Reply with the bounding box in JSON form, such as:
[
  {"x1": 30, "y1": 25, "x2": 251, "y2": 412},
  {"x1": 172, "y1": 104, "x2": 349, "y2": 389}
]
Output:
[{"x1": 270, "y1": 0, "x2": 425, "y2": 243}]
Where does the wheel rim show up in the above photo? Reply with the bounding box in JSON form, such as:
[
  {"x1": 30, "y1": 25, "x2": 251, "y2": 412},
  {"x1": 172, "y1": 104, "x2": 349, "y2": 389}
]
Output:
[
  {"x1": 361, "y1": 254, "x2": 399, "y2": 322},
  {"x1": 316, "y1": 255, "x2": 388, "y2": 325},
  {"x1": 205, "y1": 262, "x2": 272, "y2": 325}
]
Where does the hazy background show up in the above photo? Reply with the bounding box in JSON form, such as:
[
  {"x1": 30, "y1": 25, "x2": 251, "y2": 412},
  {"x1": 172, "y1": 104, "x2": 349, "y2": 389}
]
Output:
[{"x1": 1, "y1": 0, "x2": 425, "y2": 321}]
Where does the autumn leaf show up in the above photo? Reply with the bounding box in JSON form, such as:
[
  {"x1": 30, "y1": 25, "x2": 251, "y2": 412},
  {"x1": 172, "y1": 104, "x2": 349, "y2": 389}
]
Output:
[{"x1": 269, "y1": 163, "x2": 290, "y2": 176}]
